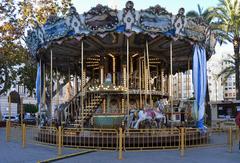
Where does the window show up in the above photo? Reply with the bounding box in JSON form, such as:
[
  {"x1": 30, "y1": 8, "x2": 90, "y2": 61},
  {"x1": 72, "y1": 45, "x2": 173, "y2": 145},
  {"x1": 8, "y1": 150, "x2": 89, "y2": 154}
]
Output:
[{"x1": 225, "y1": 93, "x2": 228, "y2": 97}]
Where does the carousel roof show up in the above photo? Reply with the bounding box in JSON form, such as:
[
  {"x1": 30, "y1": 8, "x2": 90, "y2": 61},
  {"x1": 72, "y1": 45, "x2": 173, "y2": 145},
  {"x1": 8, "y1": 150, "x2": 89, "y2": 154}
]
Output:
[{"x1": 25, "y1": 1, "x2": 216, "y2": 74}]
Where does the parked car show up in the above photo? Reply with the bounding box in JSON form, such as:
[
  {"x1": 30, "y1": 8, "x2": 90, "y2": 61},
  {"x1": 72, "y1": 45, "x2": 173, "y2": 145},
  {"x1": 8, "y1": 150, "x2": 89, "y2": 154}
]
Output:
[
  {"x1": 2, "y1": 115, "x2": 18, "y2": 122},
  {"x1": 23, "y1": 116, "x2": 36, "y2": 125}
]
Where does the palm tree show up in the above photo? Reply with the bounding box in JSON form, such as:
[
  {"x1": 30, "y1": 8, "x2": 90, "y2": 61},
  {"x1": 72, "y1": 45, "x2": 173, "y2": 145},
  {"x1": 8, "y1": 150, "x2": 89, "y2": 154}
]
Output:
[
  {"x1": 209, "y1": 0, "x2": 240, "y2": 100},
  {"x1": 186, "y1": 4, "x2": 212, "y2": 24},
  {"x1": 217, "y1": 54, "x2": 235, "y2": 84}
]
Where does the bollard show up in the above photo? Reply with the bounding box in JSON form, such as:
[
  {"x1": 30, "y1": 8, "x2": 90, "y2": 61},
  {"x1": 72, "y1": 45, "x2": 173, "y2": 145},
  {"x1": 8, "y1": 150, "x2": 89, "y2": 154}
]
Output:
[
  {"x1": 58, "y1": 126, "x2": 62, "y2": 156},
  {"x1": 6, "y1": 120, "x2": 9, "y2": 142},
  {"x1": 236, "y1": 126, "x2": 239, "y2": 142},
  {"x1": 22, "y1": 124, "x2": 26, "y2": 148},
  {"x1": 118, "y1": 128, "x2": 123, "y2": 160},
  {"x1": 180, "y1": 128, "x2": 185, "y2": 157},
  {"x1": 228, "y1": 127, "x2": 233, "y2": 153}
]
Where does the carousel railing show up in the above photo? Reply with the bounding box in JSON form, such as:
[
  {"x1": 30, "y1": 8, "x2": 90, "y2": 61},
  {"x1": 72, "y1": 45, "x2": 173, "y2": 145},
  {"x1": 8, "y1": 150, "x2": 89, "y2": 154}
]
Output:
[{"x1": 123, "y1": 128, "x2": 180, "y2": 150}]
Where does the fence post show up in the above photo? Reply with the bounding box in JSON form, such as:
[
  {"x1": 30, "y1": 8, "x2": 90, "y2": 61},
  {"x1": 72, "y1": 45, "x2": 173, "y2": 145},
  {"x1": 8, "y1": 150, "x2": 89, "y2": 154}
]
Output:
[
  {"x1": 118, "y1": 127, "x2": 123, "y2": 160},
  {"x1": 58, "y1": 126, "x2": 62, "y2": 156},
  {"x1": 180, "y1": 127, "x2": 185, "y2": 157},
  {"x1": 6, "y1": 120, "x2": 10, "y2": 142},
  {"x1": 235, "y1": 126, "x2": 239, "y2": 141},
  {"x1": 22, "y1": 124, "x2": 26, "y2": 148},
  {"x1": 228, "y1": 127, "x2": 232, "y2": 153}
]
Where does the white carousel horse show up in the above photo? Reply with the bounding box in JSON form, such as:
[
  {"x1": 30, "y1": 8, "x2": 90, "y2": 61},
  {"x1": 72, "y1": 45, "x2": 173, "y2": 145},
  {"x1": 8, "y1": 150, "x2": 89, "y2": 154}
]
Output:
[
  {"x1": 133, "y1": 101, "x2": 166, "y2": 129},
  {"x1": 133, "y1": 108, "x2": 156, "y2": 129}
]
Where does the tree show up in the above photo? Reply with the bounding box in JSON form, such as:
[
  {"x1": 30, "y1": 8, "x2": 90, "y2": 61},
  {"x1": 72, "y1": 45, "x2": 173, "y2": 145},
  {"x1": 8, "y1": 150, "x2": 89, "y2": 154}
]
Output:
[
  {"x1": 209, "y1": 0, "x2": 240, "y2": 99},
  {"x1": 186, "y1": 4, "x2": 212, "y2": 24},
  {"x1": 0, "y1": 0, "x2": 72, "y2": 96},
  {"x1": 217, "y1": 54, "x2": 235, "y2": 84}
]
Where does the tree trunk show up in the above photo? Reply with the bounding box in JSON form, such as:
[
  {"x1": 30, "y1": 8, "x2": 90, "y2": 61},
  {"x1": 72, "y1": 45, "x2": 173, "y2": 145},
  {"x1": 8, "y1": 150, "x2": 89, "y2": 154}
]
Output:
[{"x1": 234, "y1": 38, "x2": 240, "y2": 100}]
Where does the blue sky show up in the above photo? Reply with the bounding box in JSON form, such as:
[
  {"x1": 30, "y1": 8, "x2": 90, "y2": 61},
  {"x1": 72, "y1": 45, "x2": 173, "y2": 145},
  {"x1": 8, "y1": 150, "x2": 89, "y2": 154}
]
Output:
[{"x1": 72, "y1": 0, "x2": 219, "y2": 14}]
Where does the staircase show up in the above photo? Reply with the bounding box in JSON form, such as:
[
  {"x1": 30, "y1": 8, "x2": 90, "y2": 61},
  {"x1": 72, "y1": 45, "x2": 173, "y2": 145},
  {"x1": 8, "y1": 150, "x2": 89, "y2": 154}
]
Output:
[
  {"x1": 64, "y1": 79, "x2": 103, "y2": 127},
  {"x1": 74, "y1": 92, "x2": 103, "y2": 127}
]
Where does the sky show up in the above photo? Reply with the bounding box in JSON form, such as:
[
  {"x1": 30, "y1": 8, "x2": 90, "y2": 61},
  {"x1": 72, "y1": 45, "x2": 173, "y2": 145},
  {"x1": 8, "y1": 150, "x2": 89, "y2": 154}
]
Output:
[{"x1": 72, "y1": 0, "x2": 219, "y2": 14}]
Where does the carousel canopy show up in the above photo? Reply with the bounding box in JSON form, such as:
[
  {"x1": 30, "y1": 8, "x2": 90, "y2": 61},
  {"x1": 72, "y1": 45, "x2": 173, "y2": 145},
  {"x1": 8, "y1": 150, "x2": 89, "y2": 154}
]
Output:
[{"x1": 25, "y1": 1, "x2": 216, "y2": 74}]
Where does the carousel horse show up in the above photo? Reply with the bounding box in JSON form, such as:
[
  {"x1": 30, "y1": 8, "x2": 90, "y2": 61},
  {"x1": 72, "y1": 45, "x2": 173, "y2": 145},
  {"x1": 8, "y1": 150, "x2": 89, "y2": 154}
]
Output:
[
  {"x1": 133, "y1": 107, "x2": 156, "y2": 129},
  {"x1": 133, "y1": 101, "x2": 166, "y2": 129},
  {"x1": 153, "y1": 101, "x2": 166, "y2": 128}
]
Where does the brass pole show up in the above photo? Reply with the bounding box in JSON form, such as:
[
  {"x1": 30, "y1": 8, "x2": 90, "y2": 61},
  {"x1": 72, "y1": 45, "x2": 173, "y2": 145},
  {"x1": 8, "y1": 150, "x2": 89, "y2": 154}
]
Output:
[
  {"x1": 118, "y1": 128, "x2": 123, "y2": 160},
  {"x1": 39, "y1": 59, "x2": 41, "y2": 125},
  {"x1": 113, "y1": 57, "x2": 116, "y2": 85},
  {"x1": 127, "y1": 37, "x2": 130, "y2": 116},
  {"x1": 161, "y1": 68, "x2": 164, "y2": 93},
  {"x1": 81, "y1": 40, "x2": 84, "y2": 127},
  {"x1": 144, "y1": 51, "x2": 147, "y2": 104},
  {"x1": 180, "y1": 127, "x2": 185, "y2": 156},
  {"x1": 170, "y1": 41, "x2": 173, "y2": 120},
  {"x1": 146, "y1": 40, "x2": 152, "y2": 106},
  {"x1": 187, "y1": 57, "x2": 190, "y2": 98},
  {"x1": 177, "y1": 70, "x2": 180, "y2": 99},
  {"x1": 50, "y1": 49, "x2": 53, "y2": 120},
  {"x1": 100, "y1": 66, "x2": 104, "y2": 85},
  {"x1": 123, "y1": 65, "x2": 126, "y2": 88},
  {"x1": 43, "y1": 64, "x2": 46, "y2": 111},
  {"x1": 139, "y1": 58, "x2": 142, "y2": 108}
]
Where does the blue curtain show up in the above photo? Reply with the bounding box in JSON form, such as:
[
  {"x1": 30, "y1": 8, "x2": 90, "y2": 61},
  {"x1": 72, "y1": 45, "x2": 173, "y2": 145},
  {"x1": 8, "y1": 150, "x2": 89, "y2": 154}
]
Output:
[
  {"x1": 192, "y1": 45, "x2": 207, "y2": 129},
  {"x1": 35, "y1": 63, "x2": 41, "y2": 109}
]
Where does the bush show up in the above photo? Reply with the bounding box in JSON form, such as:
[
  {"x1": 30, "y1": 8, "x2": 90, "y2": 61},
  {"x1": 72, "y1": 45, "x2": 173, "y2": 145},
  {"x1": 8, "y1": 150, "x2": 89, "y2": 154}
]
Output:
[{"x1": 24, "y1": 104, "x2": 38, "y2": 113}]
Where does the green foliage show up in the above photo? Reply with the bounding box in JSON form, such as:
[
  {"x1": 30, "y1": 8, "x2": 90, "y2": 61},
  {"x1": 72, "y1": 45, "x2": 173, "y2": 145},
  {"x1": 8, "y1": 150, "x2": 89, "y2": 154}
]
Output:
[
  {"x1": 24, "y1": 104, "x2": 38, "y2": 113},
  {"x1": 0, "y1": 0, "x2": 72, "y2": 96}
]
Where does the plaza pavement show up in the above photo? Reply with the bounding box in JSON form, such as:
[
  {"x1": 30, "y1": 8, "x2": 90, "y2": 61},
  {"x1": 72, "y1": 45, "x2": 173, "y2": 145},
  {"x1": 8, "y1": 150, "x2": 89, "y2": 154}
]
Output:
[{"x1": 0, "y1": 128, "x2": 239, "y2": 163}]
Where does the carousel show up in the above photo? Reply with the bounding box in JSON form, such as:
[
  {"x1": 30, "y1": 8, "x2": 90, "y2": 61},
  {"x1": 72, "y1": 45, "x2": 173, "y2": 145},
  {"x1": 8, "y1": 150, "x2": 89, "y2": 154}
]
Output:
[{"x1": 26, "y1": 1, "x2": 216, "y2": 146}]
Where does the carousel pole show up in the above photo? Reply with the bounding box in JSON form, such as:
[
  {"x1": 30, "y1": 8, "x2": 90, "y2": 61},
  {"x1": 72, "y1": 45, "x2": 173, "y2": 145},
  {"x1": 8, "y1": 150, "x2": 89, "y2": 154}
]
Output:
[
  {"x1": 50, "y1": 49, "x2": 53, "y2": 121},
  {"x1": 177, "y1": 69, "x2": 180, "y2": 99},
  {"x1": 161, "y1": 68, "x2": 164, "y2": 94},
  {"x1": 56, "y1": 69, "x2": 59, "y2": 110},
  {"x1": 127, "y1": 37, "x2": 130, "y2": 117},
  {"x1": 146, "y1": 40, "x2": 152, "y2": 106},
  {"x1": 113, "y1": 56, "x2": 116, "y2": 85},
  {"x1": 43, "y1": 64, "x2": 46, "y2": 111},
  {"x1": 187, "y1": 57, "x2": 190, "y2": 98},
  {"x1": 81, "y1": 40, "x2": 84, "y2": 127},
  {"x1": 144, "y1": 50, "x2": 147, "y2": 104},
  {"x1": 38, "y1": 59, "x2": 41, "y2": 126},
  {"x1": 139, "y1": 57, "x2": 142, "y2": 108},
  {"x1": 170, "y1": 41, "x2": 173, "y2": 121}
]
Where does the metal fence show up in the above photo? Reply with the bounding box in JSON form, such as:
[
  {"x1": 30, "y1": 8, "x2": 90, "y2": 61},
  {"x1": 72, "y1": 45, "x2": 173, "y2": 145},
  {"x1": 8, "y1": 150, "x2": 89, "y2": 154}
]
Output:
[
  {"x1": 123, "y1": 128, "x2": 180, "y2": 150},
  {"x1": 5, "y1": 122, "x2": 239, "y2": 159},
  {"x1": 62, "y1": 128, "x2": 119, "y2": 150}
]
